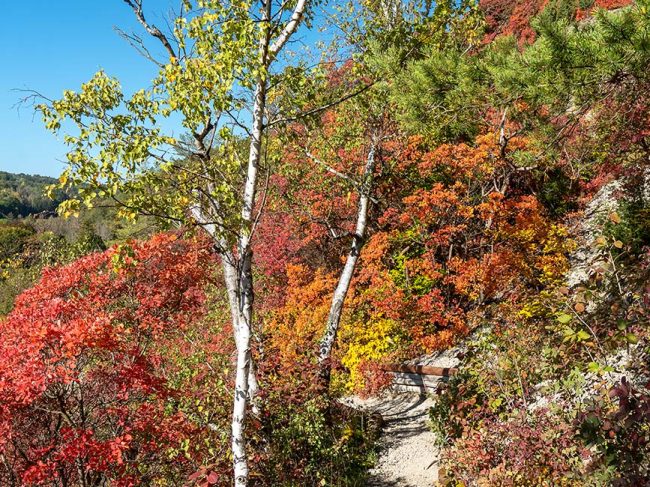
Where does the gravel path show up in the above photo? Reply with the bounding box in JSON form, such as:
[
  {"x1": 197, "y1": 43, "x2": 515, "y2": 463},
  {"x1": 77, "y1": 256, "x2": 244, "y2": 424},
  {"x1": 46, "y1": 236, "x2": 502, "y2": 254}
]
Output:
[{"x1": 345, "y1": 393, "x2": 439, "y2": 486}]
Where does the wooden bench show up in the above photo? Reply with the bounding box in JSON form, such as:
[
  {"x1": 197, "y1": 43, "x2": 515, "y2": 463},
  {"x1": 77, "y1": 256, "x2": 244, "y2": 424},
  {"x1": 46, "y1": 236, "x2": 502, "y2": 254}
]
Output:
[{"x1": 383, "y1": 364, "x2": 459, "y2": 393}]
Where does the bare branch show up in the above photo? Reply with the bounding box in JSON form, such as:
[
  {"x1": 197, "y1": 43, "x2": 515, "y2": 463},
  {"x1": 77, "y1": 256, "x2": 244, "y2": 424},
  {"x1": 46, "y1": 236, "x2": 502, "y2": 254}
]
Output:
[
  {"x1": 114, "y1": 27, "x2": 164, "y2": 67},
  {"x1": 12, "y1": 88, "x2": 53, "y2": 112},
  {"x1": 122, "y1": 0, "x2": 177, "y2": 60},
  {"x1": 266, "y1": 82, "x2": 375, "y2": 128},
  {"x1": 224, "y1": 108, "x2": 254, "y2": 137}
]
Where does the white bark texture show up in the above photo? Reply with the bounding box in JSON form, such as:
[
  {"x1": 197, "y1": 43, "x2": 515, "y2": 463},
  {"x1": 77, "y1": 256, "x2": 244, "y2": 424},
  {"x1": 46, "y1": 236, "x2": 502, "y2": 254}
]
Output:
[
  {"x1": 232, "y1": 1, "x2": 308, "y2": 485},
  {"x1": 318, "y1": 139, "x2": 378, "y2": 379},
  {"x1": 124, "y1": 1, "x2": 309, "y2": 485}
]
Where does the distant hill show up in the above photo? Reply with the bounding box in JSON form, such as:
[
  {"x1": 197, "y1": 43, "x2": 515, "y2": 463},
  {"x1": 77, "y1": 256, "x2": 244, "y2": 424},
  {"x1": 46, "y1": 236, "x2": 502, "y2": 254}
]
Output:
[{"x1": 0, "y1": 171, "x2": 68, "y2": 218}]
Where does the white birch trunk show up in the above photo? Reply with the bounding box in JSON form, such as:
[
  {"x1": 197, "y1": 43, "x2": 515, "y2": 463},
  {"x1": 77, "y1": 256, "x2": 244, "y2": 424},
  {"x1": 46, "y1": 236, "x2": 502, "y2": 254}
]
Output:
[
  {"x1": 230, "y1": 0, "x2": 271, "y2": 475},
  {"x1": 231, "y1": 92, "x2": 263, "y2": 487},
  {"x1": 229, "y1": 0, "x2": 310, "y2": 482},
  {"x1": 231, "y1": 284, "x2": 253, "y2": 487},
  {"x1": 318, "y1": 139, "x2": 378, "y2": 382},
  {"x1": 127, "y1": 1, "x2": 310, "y2": 485}
]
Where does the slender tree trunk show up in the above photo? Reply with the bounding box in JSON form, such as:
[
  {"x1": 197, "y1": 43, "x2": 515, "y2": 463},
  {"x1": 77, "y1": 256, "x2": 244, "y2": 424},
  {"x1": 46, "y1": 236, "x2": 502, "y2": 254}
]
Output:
[
  {"x1": 232, "y1": 42, "x2": 267, "y2": 481},
  {"x1": 318, "y1": 138, "x2": 378, "y2": 385},
  {"x1": 213, "y1": 1, "x2": 308, "y2": 482},
  {"x1": 231, "y1": 250, "x2": 254, "y2": 487},
  {"x1": 230, "y1": 0, "x2": 309, "y2": 479},
  {"x1": 191, "y1": 208, "x2": 257, "y2": 487}
]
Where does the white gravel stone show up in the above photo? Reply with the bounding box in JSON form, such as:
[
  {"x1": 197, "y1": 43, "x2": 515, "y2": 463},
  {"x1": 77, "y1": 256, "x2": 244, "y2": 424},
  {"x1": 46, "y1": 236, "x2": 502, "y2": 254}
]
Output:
[{"x1": 346, "y1": 393, "x2": 439, "y2": 487}]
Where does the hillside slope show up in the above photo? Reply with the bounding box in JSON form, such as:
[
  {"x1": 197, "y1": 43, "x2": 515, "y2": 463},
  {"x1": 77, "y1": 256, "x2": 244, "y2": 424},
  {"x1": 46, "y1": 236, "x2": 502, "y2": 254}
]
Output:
[
  {"x1": 0, "y1": 170, "x2": 67, "y2": 218},
  {"x1": 431, "y1": 172, "x2": 650, "y2": 484}
]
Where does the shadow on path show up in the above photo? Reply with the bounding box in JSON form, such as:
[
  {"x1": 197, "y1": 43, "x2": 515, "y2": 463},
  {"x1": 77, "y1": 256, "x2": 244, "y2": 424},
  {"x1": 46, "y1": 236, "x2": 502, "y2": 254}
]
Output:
[{"x1": 345, "y1": 393, "x2": 439, "y2": 487}]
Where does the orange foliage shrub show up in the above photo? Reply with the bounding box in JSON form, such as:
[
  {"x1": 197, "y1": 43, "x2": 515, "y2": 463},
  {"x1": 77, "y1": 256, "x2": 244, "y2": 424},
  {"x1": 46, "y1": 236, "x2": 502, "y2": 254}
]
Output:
[
  {"x1": 264, "y1": 264, "x2": 336, "y2": 372},
  {"x1": 342, "y1": 133, "x2": 572, "y2": 387},
  {"x1": 258, "y1": 128, "x2": 572, "y2": 393}
]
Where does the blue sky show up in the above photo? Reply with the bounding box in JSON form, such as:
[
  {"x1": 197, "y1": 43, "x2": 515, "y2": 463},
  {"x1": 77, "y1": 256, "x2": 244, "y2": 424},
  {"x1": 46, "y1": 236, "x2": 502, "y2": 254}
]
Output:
[
  {"x1": 0, "y1": 1, "x2": 334, "y2": 178},
  {"x1": 0, "y1": 1, "x2": 202, "y2": 177}
]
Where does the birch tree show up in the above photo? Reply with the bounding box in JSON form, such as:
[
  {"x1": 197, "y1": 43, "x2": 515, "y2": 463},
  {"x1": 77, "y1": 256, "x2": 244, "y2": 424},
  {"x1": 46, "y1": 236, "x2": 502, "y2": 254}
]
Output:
[
  {"x1": 312, "y1": 0, "x2": 481, "y2": 387},
  {"x1": 314, "y1": 131, "x2": 381, "y2": 385},
  {"x1": 34, "y1": 1, "x2": 313, "y2": 484},
  {"x1": 289, "y1": 73, "x2": 390, "y2": 386}
]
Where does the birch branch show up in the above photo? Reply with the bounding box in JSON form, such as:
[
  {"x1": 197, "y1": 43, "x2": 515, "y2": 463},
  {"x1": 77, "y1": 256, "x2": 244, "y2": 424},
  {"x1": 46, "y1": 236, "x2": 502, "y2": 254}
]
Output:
[
  {"x1": 122, "y1": 0, "x2": 177, "y2": 60},
  {"x1": 266, "y1": 82, "x2": 375, "y2": 128},
  {"x1": 269, "y1": 0, "x2": 308, "y2": 56},
  {"x1": 305, "y1": 150, "x2": 380, "y2": 204}
]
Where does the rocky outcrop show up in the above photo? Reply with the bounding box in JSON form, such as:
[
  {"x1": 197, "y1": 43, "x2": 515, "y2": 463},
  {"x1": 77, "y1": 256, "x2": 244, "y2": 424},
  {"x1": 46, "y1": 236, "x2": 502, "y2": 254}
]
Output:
[{"x1": 566, "y1": 178, "x2": 623, "y2": 289}]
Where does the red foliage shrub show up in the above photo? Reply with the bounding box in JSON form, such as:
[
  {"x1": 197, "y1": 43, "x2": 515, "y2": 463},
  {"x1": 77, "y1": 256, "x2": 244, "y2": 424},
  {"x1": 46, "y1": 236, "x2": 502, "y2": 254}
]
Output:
[
  {"x1": 0, "y1": 233, "x2": 216, "y2": 486},
  {"x1": 481, "y1": 0, "x2": 634, "y2": 44},
  {"x1": 444, "y1": 407, "x2": 589, "y2": 485},
  {"x1": 480, "y1": 0, "x2": 548, "y2": 44}
]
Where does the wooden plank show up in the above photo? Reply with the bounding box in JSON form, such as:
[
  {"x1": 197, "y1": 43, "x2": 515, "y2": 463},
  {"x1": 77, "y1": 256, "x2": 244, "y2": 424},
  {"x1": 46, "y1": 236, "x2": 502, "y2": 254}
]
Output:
[
  {"x1": 383, "y1": 363, "x2": 458, "y2": 377},
  {"x1": 390, "y1": 372, "x2": 444, "y2": 395},
  {"x1": 391, "y1": 375, "x2": 441, "y2": 393}
]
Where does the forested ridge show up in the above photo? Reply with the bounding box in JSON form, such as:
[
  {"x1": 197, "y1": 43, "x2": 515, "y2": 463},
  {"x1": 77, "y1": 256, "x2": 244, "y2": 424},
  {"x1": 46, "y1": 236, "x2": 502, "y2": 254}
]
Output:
[
  {"x1": 1, "y1": 0, "x2": 650, "y2": 486},
  {"x1": 0, "y1": 171, "x2": 68, "y2": 218}
]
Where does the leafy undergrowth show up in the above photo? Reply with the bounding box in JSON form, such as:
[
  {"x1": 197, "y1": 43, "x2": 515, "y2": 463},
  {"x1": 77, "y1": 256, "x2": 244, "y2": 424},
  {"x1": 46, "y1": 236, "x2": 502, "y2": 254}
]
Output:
[
  {"x1": 432, "y1": 187, "x2": 650, "y2": 485},
  {"x1": 254, "y1": 399, "x2": 380, "y2": 486},
  {"x1": 0, "y1": 233, "x2": 379, "y2": 486}
]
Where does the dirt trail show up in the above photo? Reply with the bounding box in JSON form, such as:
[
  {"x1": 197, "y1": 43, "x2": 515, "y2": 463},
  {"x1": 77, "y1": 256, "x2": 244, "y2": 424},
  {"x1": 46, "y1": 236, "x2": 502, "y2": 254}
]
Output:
[{"x1": 345, "y1": 393, "x2": 439, "y2": 486}]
